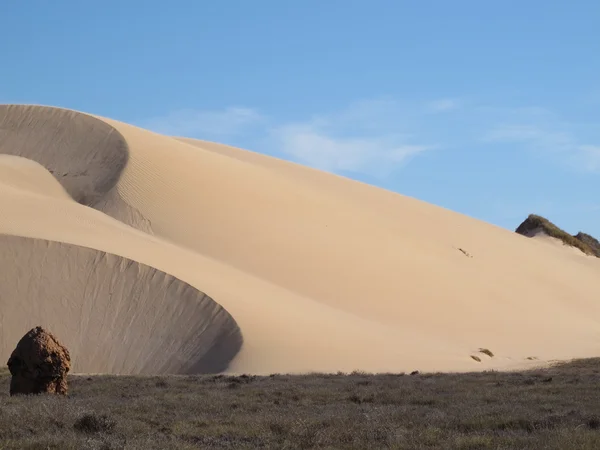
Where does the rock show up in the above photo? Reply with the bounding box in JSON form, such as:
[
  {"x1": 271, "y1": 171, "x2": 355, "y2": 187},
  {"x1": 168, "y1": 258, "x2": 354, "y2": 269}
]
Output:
[{"x1": 7, "y1": 326, "x2": 71, "y2": 396}]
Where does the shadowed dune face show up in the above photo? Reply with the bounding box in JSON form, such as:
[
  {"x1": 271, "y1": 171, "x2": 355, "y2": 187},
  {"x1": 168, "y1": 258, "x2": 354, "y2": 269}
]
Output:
[
  {"x1": 0, "y1": 105, "x2": 127, "y2": 205},
  {"x1": 0, "y1": 105, "x2": 151, "y2": 231},
  {"x1": 0, "y1": 235, "x2": 242, "y2": 375}
]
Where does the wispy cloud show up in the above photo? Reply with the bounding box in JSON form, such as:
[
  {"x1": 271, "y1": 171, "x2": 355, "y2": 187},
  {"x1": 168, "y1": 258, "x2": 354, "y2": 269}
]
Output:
[
  {"x1": 142, "y1": 107, "x2": 264, "y2": 138},
  {"x1": 268, "y1": 100, "x2": 433, "y2": 176},
  {"x1": 271, "y1": 124, "x2": 430, "y2": 176},
  {"x1": 143, "y1": 99, "x2": 436, "y2": 177},
  {"x1": 141, "y1": 98, "x2": 597, "y2": 178},
  {"x1": 426, "y1": 98, "x2": 459, "y2": 113},
  {"x1": 482, "y1": 109, "x2": 600, "y2": 172},
  {"x1": 579, "y1": 145, "x2": 600, "y2": 171},
  {"x1": 484, "y1": 124, "x2": 572, "y2": 152},
  {"x1": 587, "y1": 88, "x2": 600, "y2": 104}
]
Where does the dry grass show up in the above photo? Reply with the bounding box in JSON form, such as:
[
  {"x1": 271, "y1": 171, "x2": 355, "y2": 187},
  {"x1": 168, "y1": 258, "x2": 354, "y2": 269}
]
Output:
[
  {"x1": 1, "y1": 359, "x2": 600, "y2": 448},
  {"x1": 515, "y1": 214, "x2": 598, "y2": 256}
]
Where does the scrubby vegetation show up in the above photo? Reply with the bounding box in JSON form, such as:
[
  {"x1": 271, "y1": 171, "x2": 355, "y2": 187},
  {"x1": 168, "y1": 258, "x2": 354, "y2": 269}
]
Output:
[
  {"x1": 1, "y1": 359, "x2": 600, "y2": 448},
  {"x1": 515, "y1": 214, "x2": 600, "y2": 257},
  {"x1": 574, "y1": 232, "x2": 600, "y2": 257}
]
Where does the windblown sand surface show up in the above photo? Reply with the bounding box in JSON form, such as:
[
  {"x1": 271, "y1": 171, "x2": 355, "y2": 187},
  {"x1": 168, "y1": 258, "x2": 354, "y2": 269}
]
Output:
[{"x1": 0, "y1": 104, "x2": 598, "y2": 375}]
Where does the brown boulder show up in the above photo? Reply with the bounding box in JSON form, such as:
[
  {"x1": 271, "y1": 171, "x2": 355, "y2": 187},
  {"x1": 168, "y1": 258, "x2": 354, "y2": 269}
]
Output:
[{"x1": 7, "y1": 326, "x2": 71, "y2": 396}]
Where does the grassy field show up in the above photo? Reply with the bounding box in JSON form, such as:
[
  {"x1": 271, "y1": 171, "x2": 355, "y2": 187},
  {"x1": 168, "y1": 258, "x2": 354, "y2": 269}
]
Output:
[{"x1": 1, "y1": 360, "x2": 600, "y2": 449}]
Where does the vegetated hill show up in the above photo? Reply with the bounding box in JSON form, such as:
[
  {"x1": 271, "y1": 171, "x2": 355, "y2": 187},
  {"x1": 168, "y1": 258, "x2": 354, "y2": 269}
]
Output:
[
  {"x1": 574, "y1": 232, "x2": 600, "y2": 257},
  {"x1": 515, "y1": 214, "x2": 599, "y2": 258}
]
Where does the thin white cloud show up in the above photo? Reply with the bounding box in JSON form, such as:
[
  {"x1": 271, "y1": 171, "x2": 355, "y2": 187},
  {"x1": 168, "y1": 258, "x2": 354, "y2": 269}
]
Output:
[
  {"x1": 142, "y1": 107, "x2": 264, "y2": 138},
  {"x1": 141, "y1": 99, "x2": 596, "y2": 178},
  {"x1": 426, "y1": 98, "x2": 459, "y2": 113},
  {"x1": 484, "y1": 125, "x2": 541, "y2": 141},
  {"x1": 579, "y1": 145, "x2": 600, "y2": 171},
  {"x1": 141, "y1": 100, "x2": 434, "y2": 177},
  {"x1": 483, "y1": 110, "x2": 600, "y2": 172},
  {"x1": 268, "y1": 101, "x2": 433, "y2": 176},
  {"x1": 484, "y1": 125, "x2": 573, "y2": 152},
  {"x1": 587, "y1": 88, "x2": 600, "y2": 104},
  {"x1": 271, "y1": 123, "x2": 430, "y2": 176}
]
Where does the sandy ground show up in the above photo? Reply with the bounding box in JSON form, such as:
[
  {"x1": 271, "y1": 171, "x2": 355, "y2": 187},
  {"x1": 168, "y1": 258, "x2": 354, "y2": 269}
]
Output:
[{"x1": 0, "y1": 104, "x2": 598, "y2": 375}]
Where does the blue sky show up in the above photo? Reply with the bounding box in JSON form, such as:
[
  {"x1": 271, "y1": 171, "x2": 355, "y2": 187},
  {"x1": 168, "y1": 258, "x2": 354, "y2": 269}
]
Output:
[{"x1": 2, "y1": 1, "x2": 599, "y2": 235}]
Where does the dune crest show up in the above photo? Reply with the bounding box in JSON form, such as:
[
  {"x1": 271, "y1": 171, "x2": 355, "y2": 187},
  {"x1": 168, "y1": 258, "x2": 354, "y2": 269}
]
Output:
[{"x1": 0, "y1": 104, "x2": 151, "y2": 232}]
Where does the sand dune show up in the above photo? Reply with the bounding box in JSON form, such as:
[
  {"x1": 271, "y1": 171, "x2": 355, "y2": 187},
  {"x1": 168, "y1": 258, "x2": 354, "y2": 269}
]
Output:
[
  {"x1": 0, "y1": 153, "x2": 468, "y2": 374},
  {"x1": 0, "y1": 104, "x2": 599, "y2": 375}
]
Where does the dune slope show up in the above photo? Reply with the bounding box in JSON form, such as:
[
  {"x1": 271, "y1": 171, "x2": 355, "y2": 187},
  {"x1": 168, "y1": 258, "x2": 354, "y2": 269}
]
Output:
[
  {"x1": 1, "y1": 104, "x2": 599, "y2": 375},
  {"x1": 0, "y1": 235, "x2": 242, "y2": 375},
  {"x1": 0, "y1": 153, "x2": 462, "y2": 375}
]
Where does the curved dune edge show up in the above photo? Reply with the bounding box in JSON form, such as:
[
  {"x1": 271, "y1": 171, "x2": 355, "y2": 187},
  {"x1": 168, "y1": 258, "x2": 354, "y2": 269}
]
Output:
[
  {"x1": 0, "y1": 234, "x2": 242, "y2": 375},
  {"x1": 0, "y1": 104, "x2": 152, "y2": 232}
]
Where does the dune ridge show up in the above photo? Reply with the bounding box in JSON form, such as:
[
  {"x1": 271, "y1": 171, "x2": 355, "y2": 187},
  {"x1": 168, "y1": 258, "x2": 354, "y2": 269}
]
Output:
[
  {"x1": 0, "y1": 104, "x2": 151, "y2": 232},
  {"x1": 1, "y1": 104, "x2": 599, "y2": 375}
]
